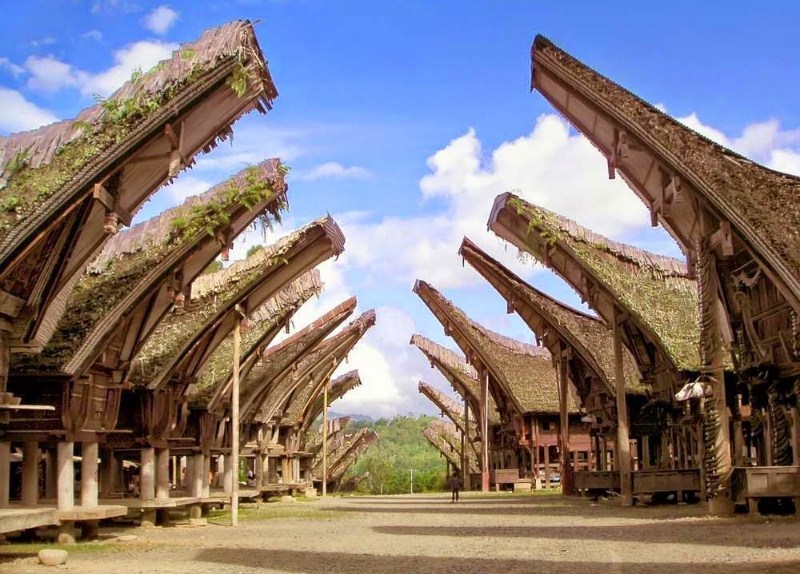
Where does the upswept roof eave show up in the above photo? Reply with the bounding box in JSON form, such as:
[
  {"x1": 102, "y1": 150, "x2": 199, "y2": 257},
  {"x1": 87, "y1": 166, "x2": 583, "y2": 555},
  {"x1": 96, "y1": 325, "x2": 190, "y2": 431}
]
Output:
[
  {"x1": 305, "y1": 370, "x2": 361, "y2": 425},
  {"x1": 458, "y1": 237, "x2": 643, "y2": 396},
  {"x1": 530, "y1": 34, "x2": 800, "y2": 309},
  {"x1": 488, "y1": 193, "x2": 701, "y2": 373}
]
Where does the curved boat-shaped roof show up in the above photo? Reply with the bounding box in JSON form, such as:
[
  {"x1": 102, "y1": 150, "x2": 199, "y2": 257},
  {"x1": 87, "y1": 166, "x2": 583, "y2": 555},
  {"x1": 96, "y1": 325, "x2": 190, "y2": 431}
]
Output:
[
  {"x1": 190, "y1": 270, "x2": 322, "y2": 407},
  {"x1": 137, "y1": 216, "x2": 344, "y2": 389},
  {"x1": 0, "y1": 21, "x2": 278, "y2": 349},
  {"x1": 410, "y1": 333, "x2": 498, "y2": 425},
  {"x1": 302, "y1": 370, "x2": 362, "y2": 431},
  {"x1": 414, "y1": 280, "x2": 571, "y2": 416},
  {"x1": 237, "y1": 297, "x2": 357, "y2": 420},
  {"x1": 459, "y1": 237, "x2": 642, "y2": 402},
  {"x1": 489, "y1": 193, "x2": 701, "y2": 392},
  {"x1": 531, "y1": 35, "x2": 800, "y2": 313},
  {"x1": 256, "y1": 309, "x2": 376, "y2": 425},
  {"x1": 10, "y1": 159, "x2": 287, "y2": 378}
]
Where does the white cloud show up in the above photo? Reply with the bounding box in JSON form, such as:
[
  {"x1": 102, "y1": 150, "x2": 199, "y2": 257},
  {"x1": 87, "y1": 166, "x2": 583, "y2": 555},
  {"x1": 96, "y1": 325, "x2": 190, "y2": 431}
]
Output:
[
  {"x1": 0, "y1": 87, "x2": 59, "y2": 133},
  {"x1": 0, "y1": 58, "x2": 25, "y2": 79},
  {"x1": 83, "y1": 40, "x2": 177, "y2": 97},
  {"x1": 143, "y1": 6, "x2": 179, "y2": 35},
  {"x1": 163, "y1": 175, "x2": 213, "y2": 205},
  {"x1": 24, "y1": 55, "x2": 79, "y2": 93},
  {"x1": 91, "y1": 0, "x2": 141, "y2": 14},
  {"x1": 295, "y1": 162, "x2": 372, "y2": 181}
]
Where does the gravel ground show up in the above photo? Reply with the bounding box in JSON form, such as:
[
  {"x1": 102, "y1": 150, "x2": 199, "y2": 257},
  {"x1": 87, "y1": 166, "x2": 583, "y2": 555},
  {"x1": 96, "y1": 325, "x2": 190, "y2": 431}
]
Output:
[{"x1": 2, "y1": 492, "x2": 800, "y2": 573}]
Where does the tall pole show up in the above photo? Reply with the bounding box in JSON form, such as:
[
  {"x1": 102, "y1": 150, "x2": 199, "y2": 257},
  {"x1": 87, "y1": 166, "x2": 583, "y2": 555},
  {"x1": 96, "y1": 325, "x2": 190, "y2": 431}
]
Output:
[
  {"x1": 613, "y1": 308, "x2": 633, "y2": 506},
  {"x1": 480, "y1": 371, "x2": 490, "y2": 492},
  {"x1": 322, "y1": 382, "x2": 328, "y2": 497},
  {"x1": 409, "y1": 468, "x2": 413, "y2": 494},
  {"x1": 558, "y1": 353, "x2": 572, "y2": 495},
  {"x1": 231, "y1": 308, "x2": 242, "y2": 526}
]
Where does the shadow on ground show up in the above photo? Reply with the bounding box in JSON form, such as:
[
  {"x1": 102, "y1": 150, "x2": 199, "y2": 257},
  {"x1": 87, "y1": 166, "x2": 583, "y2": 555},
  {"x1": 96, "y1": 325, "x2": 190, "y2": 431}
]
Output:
[
  {"x1": 195, "y1": 548, "x2": 800, "y2": 574},
  {"x1": 371, "y1": 523, "x2": 797, "y2": 549}
]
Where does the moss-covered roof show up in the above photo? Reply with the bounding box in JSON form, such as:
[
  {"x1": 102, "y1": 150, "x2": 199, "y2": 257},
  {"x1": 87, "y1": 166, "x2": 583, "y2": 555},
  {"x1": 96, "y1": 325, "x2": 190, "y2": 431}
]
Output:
[
  {"x1": 532, "y1": 35, "x2": 800, "y2": 296},
  {"x1": 239, "y1": 298, "x2": 357, "y2": 420},
  {"x1": 10, "y1": 159, "x2": 286, "y2": 375},
  {"x1": 0, "y1": 21, "x2": 276, "y2": 244},
  {"x1": 498, "y1": 195, "x2": 701, "y2": 372},
  {"x1": 189, "y1": 270, "x2": 323, "y2": 406},
  {"x1": 410, "y1": 333, "x2": 500, "y2": 424},
  {"x1": 459, "y1": 237, "x2": 643, "y2": 397},
  {"x1": 258, "y1": 310, "x2": 376, "y2": 424},
  {"x1": 129, "y1": 218, "x2": 332, "y2": 387},
  {"x1": 414, "y1": 281, "x2": 576, "y2": 415},
  {"x1": 304, "y1": 370, "x2": 362, "y2": 428}
]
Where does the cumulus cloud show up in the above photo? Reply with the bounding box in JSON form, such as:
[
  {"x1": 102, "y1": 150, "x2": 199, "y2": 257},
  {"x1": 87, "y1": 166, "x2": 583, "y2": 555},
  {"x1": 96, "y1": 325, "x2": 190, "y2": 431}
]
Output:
[
  {"x1": 0, "y1": 87, "x2": 59, "y2": 133},
  {"x1": 295, "y1": 162, "x2": 372, "y2": 181},
  {"x1": 0, "y1": 58, "x2": 25, "y2": 79},
  {"x1": 143, "y1": 6, "x2": 179, "y2": 35},
  {"x1": 22, "y1": 40, "x2": 177, "y2": 98}
]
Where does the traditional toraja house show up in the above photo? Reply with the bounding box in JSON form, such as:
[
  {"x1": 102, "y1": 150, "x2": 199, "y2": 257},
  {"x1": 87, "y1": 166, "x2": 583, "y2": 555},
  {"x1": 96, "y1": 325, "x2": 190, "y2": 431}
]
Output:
[
  {"x1": 411, "y1": 334, "x2": 494, "y2": 489},
  {"x1": 422, "y1": 419, "x2": 479, "y2": 475},
  {"x1": 413, "y1": 281, "x2": 584, "y2": 492},
  {"x1": 105, "y1": 217, "x2": 343, "y2": 516},
  {"x1": 304, "y1": 371, "x2": 362, "y2": 437},
  {"x1": 528, "y1": 35, "x2": 800, "y2": 514},
  {"x1": 459, "y1": 237, "x2": 687, "y2": 497},
  {"x1": 488, "y1": 196, "x2": 708, "y2": 503},
  {"x1": 311, "y1": 427, "x2": 378, "y2": 492},
  {"x1": 417, "y1": 381, "x2": 480, "y2": 469},
  {"x1": 249, "y1": 310, "x2": 376, "y2": 492},
  {"x1": 1, "y1": 159, "x2": 287, "y2": 534},
  {"x1": 0, "y1": 20, "x2": 277, "y2": 411}
]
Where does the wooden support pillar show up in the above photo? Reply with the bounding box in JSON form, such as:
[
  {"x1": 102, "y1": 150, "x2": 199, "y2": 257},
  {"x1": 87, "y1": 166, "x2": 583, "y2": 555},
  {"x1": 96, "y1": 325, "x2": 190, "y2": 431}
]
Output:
[
  {"x1": 192, "y1": 453, "x2": 204, "y2": 497},
  {"x1": 231, "y1": 309, "x2": 242, "y2": 525},
  {"x1": 480, "y1": 370, "x2": 490, "y2": 492},
  {"x1": 558, "y1": 356, "x2": 573, "y2": 495},
  {"x1": 613, "y1": 309, "x2": 633, "y2": 506},
  {"x1": 593, "y1": 434, "x2": 603, "y2": 471},
  {"x1": 698, "y1": 241, "x2": 733, "y2": 516},
  {"x1": 140, "y1": 447, "x2": 155, "y2": 500},
  {"x1": 642, "y1": 436, "x2": 651, "y2": 470},
  {"x1": 254, "y1": 453, "x2": 263, "y2": 489},
  {"x1": 322, "y1": 381, "x2": 329, "y2": 497},
  {"x1": 733, "y1": 395, "x2": 745, "y2": 467},
  {"x1": 202, "y1": 454, "x2": 211, "y2": 498},
  {"x1": 543, "y1": 443, "x2": 551, "y2": 488},
  {"x1": 223, "y1": 453, "x2": 233, "y2": 495},
  {"x1": 184, "y1": 455, "x2": 193, "y2": 490},
  {"x1": 462, "y1": 398, "x2": 470, "y2": 491},
  {"x1": 81, "y1": 441, "x2": 99, "y2": 508},
  {"x1": 0, "y1": 442, "x2": 11, "y2": 507},
  {"x1": 156, "y1": 448, "x2": 170, "y2": 501},
  {"x1": 57, "y1": 441, "x2": 75, "y2": 511},
  {"x1": 100, "y1": 448, "x2": 114, "y2": 497},
  {"x1": 21, "y1": 441, "x2": 39, "y2": 506}
]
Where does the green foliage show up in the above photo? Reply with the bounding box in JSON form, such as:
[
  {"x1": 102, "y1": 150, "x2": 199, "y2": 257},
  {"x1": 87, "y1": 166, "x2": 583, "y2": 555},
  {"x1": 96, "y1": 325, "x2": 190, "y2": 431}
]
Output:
[
  {"x1": 227, "y1": 61, "x2": 249, "y2": 97},
  {"x1": 169, "y1": 166, "x2": 281, "y2": 243},
  {"x1": 346, "y1": 415, "x2": 449, "y2": 495},
  {"x1": 202, "y1": 259, "x2": 223, "y2": 275}
]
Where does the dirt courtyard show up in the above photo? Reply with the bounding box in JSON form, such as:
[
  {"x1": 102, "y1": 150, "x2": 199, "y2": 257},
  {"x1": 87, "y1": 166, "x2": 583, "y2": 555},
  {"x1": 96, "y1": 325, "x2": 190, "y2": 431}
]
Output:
[{"x1": 2, "y1": 493, "x2": 800, "y2": 573}]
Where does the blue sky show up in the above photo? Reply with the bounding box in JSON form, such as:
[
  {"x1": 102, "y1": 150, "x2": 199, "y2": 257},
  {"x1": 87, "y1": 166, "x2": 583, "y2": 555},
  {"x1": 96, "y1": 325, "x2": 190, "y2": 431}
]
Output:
[{"x1": 2, "y1": 1, "x2": 800, "y2": 418}]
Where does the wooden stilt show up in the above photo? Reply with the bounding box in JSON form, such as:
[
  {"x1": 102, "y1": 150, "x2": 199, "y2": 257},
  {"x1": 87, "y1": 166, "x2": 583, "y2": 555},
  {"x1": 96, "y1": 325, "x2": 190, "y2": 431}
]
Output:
[
  {"x1": 192, "y1": 453, "x2": 203, "y2": 497},
  {"x1": 480, "y1": 371, "x2": 490, "y2": 492},
  {"x1": 80, "y1": 442, "x2": 99, "y2": 508},
  {"x1": 231, "y1": 309, "x2": 242, "y2": 525},
  {"x1": 140, "y1": 447, "x2": 155, "y2": 500},
  {"x1": 613, "y1": 310, "x2": 633, "y2": 506},
  {"x1": 57, "y1": 441, "x2": 75, "y2": 511},
  {"x1": 322, "y1": 381, "x2": 328, "y2": 497},
  {"x1": 462, "y1": 398, "x2": 470, "y2": 491},
  {"x1": 21, "y1": 441, "x2": 39, "y2": 506},
  {"x1": 558, "y1": 355, "x2": 573, "y2": 494},
  {"x1": 156, "y1": 448, "x2": 170, "y2": 501},
  {"x1": 223, "y1": 452, "x2": 233, "y2": 495}
]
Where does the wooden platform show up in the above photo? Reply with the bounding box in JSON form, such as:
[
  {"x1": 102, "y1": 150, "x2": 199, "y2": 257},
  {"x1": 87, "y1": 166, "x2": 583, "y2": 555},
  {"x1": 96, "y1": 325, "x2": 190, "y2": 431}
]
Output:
[
  {"x1": 574, "y1": 470, "x2": 620, "y2": 493},
  {"x1": 633, "y1": 469, "x2": 701, "y2": 494},
  {"x1": 55, "y1": 504, "x2": 128, "y2": 522},
  {"x1": 100, "y1": 497, "x2": 201, "y2": 510},
  {"x1": 732, "y1": 466, "x2": 800, "y2": 513},
  {"x1": 0, "y1": 507, "x2": 59, "y2": 534}
]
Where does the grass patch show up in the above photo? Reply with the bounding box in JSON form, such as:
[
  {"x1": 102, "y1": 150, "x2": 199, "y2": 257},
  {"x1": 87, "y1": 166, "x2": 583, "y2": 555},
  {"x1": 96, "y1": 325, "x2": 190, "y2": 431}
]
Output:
[
  {"x1": 0, "y1": 540, "x2": 138, "y2": 557},
  {"x1": 208, "y1": 503, "x2": 343, "y2": 523}
]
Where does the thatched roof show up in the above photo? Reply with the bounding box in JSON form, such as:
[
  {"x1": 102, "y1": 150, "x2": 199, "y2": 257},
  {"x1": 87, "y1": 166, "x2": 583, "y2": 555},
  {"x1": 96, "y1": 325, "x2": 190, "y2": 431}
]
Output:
[
  {"x1": 258, "y1": 309, "x2": 376, "y2": 425},
  {"x1": 326, "y1": 428, "x2": 378, "y2": 481},
  {"x1": 131, "y1": 216, "x2": 344, "y2": 389},
  {"x1": 10, "y1": 159, "x2": 287, "y2": 375},
  {"x1": 458, "y1": 237, "x2": 643, "y2": 398},
  {"x1": 531, "y1": 35, "x2": 800, "y2": 308},
  {"x1": 422, "y1": 421, "x2": 479, "y2": 474},
  {"x1": 0, "y1": 21, "x2": 277, "y2": 349},
  {"x1": 410, "y1": 333, "x2": 499, "y2": 424},
  {"x1": 190, "y1": 270, "x2": 322, "y2": 406},
  {"x1": 304, "y1": 370, "x2": 362, "y2": 429},
  {"x1": 414, "y1": 280, "x2": 575, "y2": 415},
  {"x1": 238, "y1": 298, "x2": 357, "y2": 420},
  {"x1": 489, "y1": 194, "x2": 701, "y2": 373},
  {"x1": 418, "y1": 381, "x2": 466, "y2": 422}
]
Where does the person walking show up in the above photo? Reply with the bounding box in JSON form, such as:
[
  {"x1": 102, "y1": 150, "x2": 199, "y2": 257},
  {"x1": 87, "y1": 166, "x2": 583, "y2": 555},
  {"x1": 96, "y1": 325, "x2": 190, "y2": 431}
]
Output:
[{"x1": 448, "y1": 471, "x2": 462, "y2": 503}]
